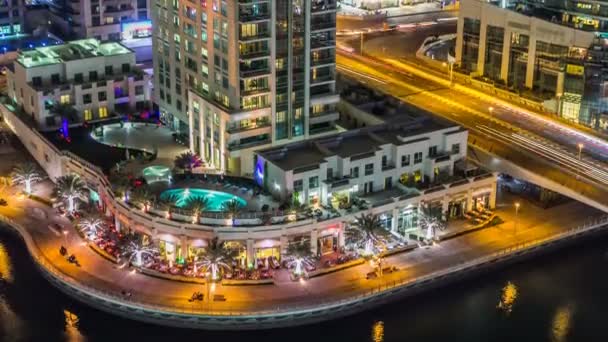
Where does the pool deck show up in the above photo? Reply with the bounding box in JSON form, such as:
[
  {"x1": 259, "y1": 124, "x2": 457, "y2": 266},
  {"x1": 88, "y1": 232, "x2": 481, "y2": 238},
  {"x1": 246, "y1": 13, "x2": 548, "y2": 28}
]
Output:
[
  {"x1": 91, "y1": 122, "x2": 189, "y2": 171},
  {"x1": 148, "y1": 177, "x2": 280, "y2": 213}
]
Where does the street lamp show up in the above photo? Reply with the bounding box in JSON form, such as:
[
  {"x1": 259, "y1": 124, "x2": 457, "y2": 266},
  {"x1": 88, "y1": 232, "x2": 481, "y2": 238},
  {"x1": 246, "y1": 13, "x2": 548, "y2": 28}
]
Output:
[
  {"x1": 577, "y1": 143, "x2": 584, "y2": 179},
  {"x1": 489, "y1": 106, "x2": 494, "y2": 114},
  {"x1": 360, "y1": 31, "x2": 365, "y2": 55},
  {"x1": 62, "y1": 230, "x2": 69, "y2": 246},
  {"x1": 514, "y1": 202, "x2": 520, "y2": 235}
]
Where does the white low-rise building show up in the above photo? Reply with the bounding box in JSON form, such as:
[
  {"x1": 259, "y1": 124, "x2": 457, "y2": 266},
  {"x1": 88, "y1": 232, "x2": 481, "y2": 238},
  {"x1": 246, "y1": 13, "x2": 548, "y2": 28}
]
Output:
[
  {"x1": 7, "y1": 38, "x2": 151, "y2": 128},
  {"x1": 256, "y1": 117, "x2": 470, "y2": 206}
]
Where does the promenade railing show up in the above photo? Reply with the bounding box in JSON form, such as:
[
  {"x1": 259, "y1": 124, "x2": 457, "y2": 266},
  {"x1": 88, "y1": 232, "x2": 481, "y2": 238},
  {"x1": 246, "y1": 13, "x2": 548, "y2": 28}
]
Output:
[{"x1": 2, "y1": 213, "x2": 607, "y2": 318}]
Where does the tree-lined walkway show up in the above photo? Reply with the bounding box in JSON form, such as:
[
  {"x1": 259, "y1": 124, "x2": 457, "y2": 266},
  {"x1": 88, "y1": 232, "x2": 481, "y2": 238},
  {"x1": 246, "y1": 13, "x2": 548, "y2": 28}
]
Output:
[{"x1": 0, "y1": 180, "x2": 601, "y2": 315}]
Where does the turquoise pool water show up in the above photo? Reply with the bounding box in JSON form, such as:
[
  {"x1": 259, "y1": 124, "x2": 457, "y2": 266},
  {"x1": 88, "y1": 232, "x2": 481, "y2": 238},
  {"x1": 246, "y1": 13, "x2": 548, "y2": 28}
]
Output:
[
  {"x1": 142, "y1": 165, "x2": 171, "y2": 184},
  {"x1": 160, "y1": 188, "x2": 247, "y2": 211}
]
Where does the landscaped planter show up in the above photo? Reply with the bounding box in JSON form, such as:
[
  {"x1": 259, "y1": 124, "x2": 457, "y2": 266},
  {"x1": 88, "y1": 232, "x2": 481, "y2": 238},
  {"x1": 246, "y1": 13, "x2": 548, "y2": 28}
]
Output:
[
  {"x1": 382, "y1": 244, "x2": 417, "y2": 257},
  {"x1": 138, "y1": 267, "x2": 206, "y2": 284},
  {"x1": 221, "y1": 278, "x2": 274, "y2": 286},
  {"x1": 88, "y1": 242, "x2": 119, "y2": 264},
  {"x1": 304, "y1": 258, "x2": 366, "y2": 279}
]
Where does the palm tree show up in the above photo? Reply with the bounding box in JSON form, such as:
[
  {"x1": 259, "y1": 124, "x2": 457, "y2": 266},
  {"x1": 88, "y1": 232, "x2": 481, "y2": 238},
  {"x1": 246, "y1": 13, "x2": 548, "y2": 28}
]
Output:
[
  {"x1": 108, "y1": 171, "x2": 130, "y2": 199},
  {"x1": 195, "y1": 237, "x2": 237, "y2": 280},
  {"x1": 157, "y1": 192, "x2": 181, "y2": 211},
  {"x1": 122, "y1": 241, "x2": 158, "y2": 267},
  {"x1": 129, "y1": 186, "x2": 155, "y2": 211},
  {"x1": 286, "y1": 240, "x2": 314, "y2": 277},
  {"x1": 11, "y1": 162, "x2": 42, "y2": 195},
  {"x1": 281, "y1": 199, "x2": 307, "y2": 222},
  {"x1": 347, "y1": 213, "x2": 389, "y2": 256},
  {"x1": 221, "y1": 198, "x2": 242, "y2": 225},
  {"x1": 53, "y1": 174, "x2": 87, "y2": 213},
  {"x1": 173, "y1": 151, "x2": 202, "y2": 173},
  {"x1": 78, "y1": 216, "x2": 105, "y2": 240},
  {"x1": 184, "y1": 196, "x2": 209, "y2": 222},
  {"x1": 418, "y1": 205, "x2": 445, "y2": 241}
]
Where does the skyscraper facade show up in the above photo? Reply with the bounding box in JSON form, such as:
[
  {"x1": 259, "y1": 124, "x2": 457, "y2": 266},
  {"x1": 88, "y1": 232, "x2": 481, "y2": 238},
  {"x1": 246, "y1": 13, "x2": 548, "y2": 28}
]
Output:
[{"x1": 153, "y1": 0, "x2": 340, "y2": 176}]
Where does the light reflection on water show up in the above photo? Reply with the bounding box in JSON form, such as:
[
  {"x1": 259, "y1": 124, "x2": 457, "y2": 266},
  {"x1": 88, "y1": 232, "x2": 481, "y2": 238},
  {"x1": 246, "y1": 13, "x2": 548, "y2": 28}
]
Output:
[
  {"x1": 0, "y1": 298, "x2": 25, "y2": 341},
  {"x1": 371, "y1": 321, "x2": 384, "y2": 342},
  {"x1": 497, "y1": 281, "x2": 518, "y2": 315},
  {"x1": 0, "y1": 243, "x2": 13, "y2": 283},
  {"x1": 551, "y1": 305, "x2": 573, "y2": 342},
  {"x1": 64, "y1": 309, "x2": 86, "y2": 342}
]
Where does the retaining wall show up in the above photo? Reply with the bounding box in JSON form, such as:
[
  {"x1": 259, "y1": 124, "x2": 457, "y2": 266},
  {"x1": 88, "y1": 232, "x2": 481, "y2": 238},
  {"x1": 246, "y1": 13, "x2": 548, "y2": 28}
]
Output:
[{"x1": 2, "y1": 213, "x2": 608, "y2": 330}]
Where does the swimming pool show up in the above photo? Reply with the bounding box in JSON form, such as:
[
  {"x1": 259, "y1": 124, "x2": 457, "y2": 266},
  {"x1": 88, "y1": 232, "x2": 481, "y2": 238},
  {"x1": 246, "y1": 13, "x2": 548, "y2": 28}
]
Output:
[
  {"x1": 142, "y1": 165, "x2": 171, "y2": 184},
  {"x1": 159, "y1": 188, "x2": 247, "y2": 211}
]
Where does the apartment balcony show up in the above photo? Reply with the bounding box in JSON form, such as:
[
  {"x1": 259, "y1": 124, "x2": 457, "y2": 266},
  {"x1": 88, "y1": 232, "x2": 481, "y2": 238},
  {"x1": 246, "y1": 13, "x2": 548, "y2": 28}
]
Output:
[
  {"x1": 238, "y1": 30, "x2": 270, "y2": 42},
  {"x1": 311, "y1": 19, "x2": 336, "y2": 32},
  {"x1": 238, "y1": 5, "x2": 270, "y2": 23},
  {"x1": 239, "y1": 66, "x2": 270, "y2": 79},
  {"x1": 310, "y1": 90, "x2": 339, "y2": 106},
  {"x1": 239, "y1": 50, "x2": 270, "y2": 61},
  {"x1": 309, "y1": 110, "x2": 339, "y2": 125},
  {"x1": 228, "y1": 135, "x2": 271, "y2": 151},
  {"x1": 311, "y1": 56, "x2": 335, "y2": 68},
  {"x1": 311, "y1": 39, "x2": 336, "y2": 50},
  {"x1": 227, "y1": 122, "x2": 271, "y2": 141},
  {"x1": 241, "y1": 87, "x2": 271, "y2": 97},
  {"x1": 310, "y1": 74, "x2": 335, "y2": 86},
  {"x1": 104, "y1": 5, "x2": 134, "y2": 14}
]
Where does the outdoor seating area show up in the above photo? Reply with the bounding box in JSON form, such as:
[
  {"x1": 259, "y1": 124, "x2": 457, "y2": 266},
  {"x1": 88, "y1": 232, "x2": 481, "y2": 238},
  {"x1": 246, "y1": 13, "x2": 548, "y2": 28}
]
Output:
[{"x1": 463, "y1": 207, "x2": 496, "y2": 225}]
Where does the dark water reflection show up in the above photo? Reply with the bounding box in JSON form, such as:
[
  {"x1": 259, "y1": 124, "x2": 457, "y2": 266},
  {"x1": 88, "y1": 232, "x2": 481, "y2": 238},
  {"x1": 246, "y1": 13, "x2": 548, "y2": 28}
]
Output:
[{"x1": 1, "y1": 227, "x2": 607, "y2": 342}]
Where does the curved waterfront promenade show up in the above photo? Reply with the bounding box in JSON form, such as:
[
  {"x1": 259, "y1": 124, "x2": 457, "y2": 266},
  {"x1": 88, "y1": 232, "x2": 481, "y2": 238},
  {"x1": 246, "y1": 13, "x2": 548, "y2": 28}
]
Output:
[{"x1": 0, "y1": 194, "x2": 606, "y2": 330}]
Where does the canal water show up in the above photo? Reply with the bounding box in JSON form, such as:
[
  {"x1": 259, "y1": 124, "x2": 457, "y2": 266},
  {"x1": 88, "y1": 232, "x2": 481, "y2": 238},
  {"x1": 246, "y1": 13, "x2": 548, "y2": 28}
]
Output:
[{"x1": 0, "y1": 226, "x2": 607, "y2": 342}]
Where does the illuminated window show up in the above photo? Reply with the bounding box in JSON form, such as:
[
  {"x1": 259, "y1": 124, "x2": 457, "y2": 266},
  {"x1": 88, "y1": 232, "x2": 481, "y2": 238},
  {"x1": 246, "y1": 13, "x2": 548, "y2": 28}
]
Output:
[
  {"x1": 84, "y1": 109, "x2": 92, "y2": 121},
  {"x1": 60, "y1": 95, "x2": 70, "y2": 104},
  {"x1": 98, "y1": 107, "x2": 108, "y2": 118}
]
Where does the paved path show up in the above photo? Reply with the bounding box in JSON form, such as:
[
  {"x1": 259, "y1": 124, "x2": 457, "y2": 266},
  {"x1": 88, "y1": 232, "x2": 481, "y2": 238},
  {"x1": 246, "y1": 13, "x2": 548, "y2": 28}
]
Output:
[{"x1": 0, "y1": 181, "x2": 601, "y2": 315}]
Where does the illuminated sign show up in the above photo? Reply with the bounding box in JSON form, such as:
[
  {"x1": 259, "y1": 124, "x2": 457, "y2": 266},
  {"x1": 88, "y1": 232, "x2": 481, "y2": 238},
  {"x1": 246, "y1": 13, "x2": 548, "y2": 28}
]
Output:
[
  {"x1": 566, "y1": 64, "x2": 585, "y2": 76},
  {"x1": 121, "y1": 20, "x2": 152, "y2": 40}
]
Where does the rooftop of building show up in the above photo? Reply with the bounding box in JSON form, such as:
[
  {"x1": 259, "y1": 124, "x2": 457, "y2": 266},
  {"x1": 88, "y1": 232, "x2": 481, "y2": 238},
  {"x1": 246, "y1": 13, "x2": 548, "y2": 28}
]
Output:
[
  {"x1": 16, "y1": 39, "x2": 132, "y2": 68},
  {"x1": 258, "y1": 115, "x2": 464, "y2": 172}
]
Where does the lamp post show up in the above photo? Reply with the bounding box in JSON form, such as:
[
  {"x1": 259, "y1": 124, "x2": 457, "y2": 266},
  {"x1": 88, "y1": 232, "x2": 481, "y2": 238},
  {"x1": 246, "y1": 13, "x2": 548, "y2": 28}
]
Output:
[
  {"x1": 447, "y1": 53, "x2": 455, "y2": 86},
  {"x1": 205, "y1": 271, "x2": 211, "y2": 305},
  {"x1": 577, "y1": 143, "x2": 584, "y2": 179},
  {"x1": 62, "y1": 230, "x2": 69, "y2": 246},
  {"x1": 514, "y1": 202, "x2": 520, "y2": 235},
  {"x1": 360, "y1": 31, "x2": 365, "y2": 55}
]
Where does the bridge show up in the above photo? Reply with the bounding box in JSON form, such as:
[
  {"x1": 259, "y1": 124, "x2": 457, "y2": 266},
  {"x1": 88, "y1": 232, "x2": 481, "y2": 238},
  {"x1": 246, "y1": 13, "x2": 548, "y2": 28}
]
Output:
[{"x1": 337, "y1": 51, "x2": 608, "y2": 213}]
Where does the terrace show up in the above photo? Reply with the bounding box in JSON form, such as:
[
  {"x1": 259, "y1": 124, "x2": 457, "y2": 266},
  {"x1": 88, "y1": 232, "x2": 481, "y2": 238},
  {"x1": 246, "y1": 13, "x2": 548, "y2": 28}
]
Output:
[{"x1": 17, "y1": 39, "x2": 132, "y2": 68}]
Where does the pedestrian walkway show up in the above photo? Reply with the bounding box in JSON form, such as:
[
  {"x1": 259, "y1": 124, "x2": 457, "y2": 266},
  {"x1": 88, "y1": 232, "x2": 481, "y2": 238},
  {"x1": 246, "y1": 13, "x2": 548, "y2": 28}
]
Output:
[{"x1": 0, "y1": 177, "x2": 600, "y2": 315}]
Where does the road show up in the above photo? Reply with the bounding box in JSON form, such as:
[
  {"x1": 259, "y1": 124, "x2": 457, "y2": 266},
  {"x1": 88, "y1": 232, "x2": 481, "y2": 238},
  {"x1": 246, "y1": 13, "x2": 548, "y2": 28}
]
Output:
[
  {"x1": 337, "y1": 11, "x2": 457, "y2": 58},
  {"x1": 336, "y1": 52, "x2": 608, "y2": 207}
]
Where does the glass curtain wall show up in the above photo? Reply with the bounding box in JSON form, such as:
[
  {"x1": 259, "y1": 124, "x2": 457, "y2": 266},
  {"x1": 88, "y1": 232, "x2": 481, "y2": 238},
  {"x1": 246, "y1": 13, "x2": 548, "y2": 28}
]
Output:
[
  {"x1": 462, "y1": 18, "x2": 481, "y2": 73},
  {"x1": 508, "y1": 32, "x2": 529, "y2": 90},
  {"x1": 484, "y1": 25, "x2": 504, "y2": 82}
]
